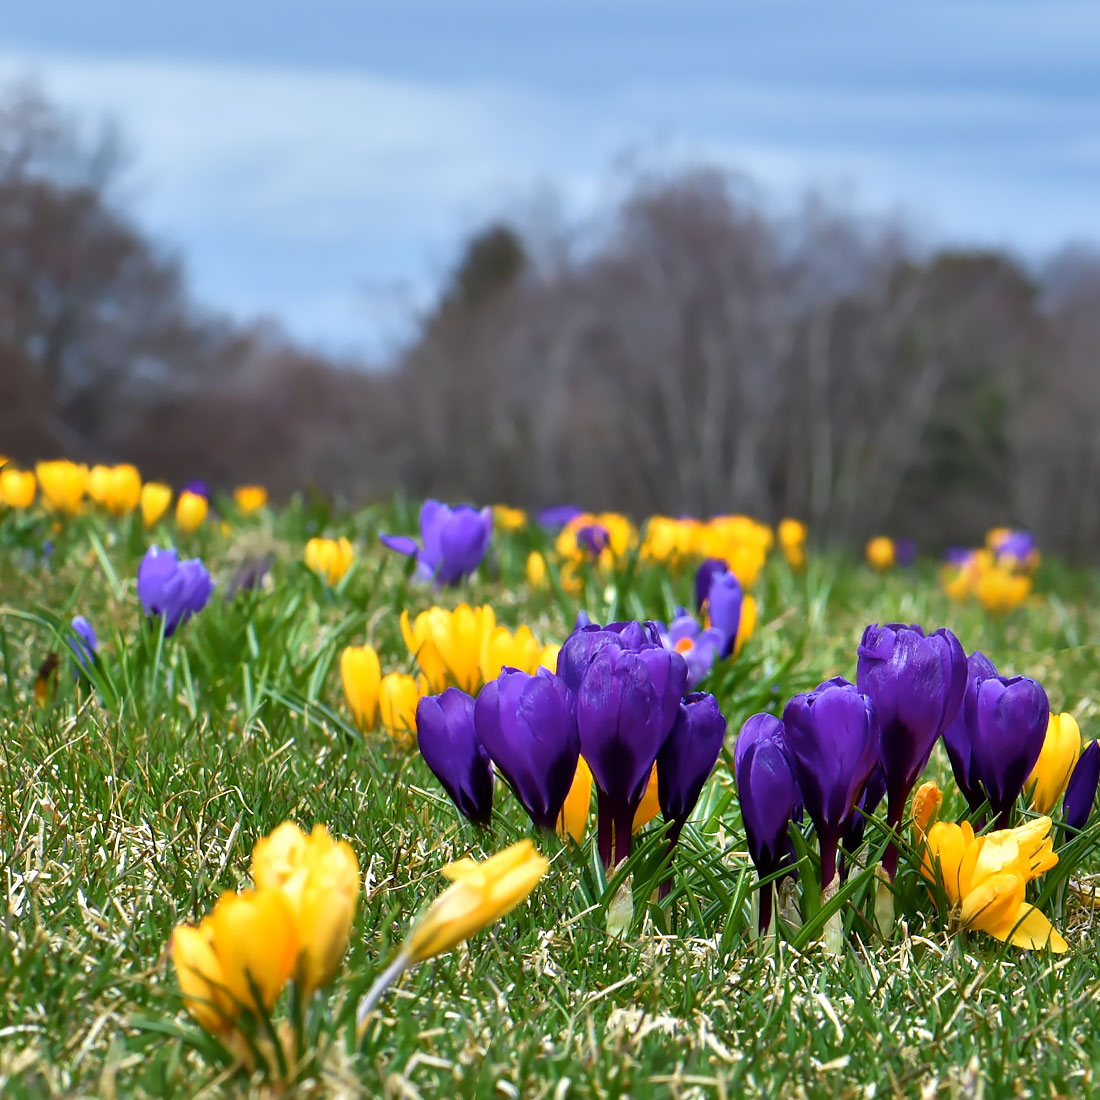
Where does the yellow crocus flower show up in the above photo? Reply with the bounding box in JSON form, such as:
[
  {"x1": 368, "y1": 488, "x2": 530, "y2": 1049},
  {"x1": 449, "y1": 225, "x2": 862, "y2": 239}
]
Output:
[
  {"x1": 480, "y1": 623, "x2": 542, "y2": 682},
  {"x1": 87, "y1": 464, "x2": 112, "y2": 504},
  {"x1": 539, "y1": 643, "x2": 560, "y2": 673},
  {"x1": 140, "y1": 482, "x2": 172, "y2": 527},
  {"x1": 975, "y1": 565, "x2": 1031, "y2": 614},
  {"x1": 103, "y1": 464, "x2": 142, "y2": 516},
  {"x1": 526, "y1": 550, "x2": 548, "y2": 588},
  {"x1": 171, "y1": 919, "x2": 238, "y2": 1033},
  {"x1": 0, "y1": 468, "x2": 36, "y2": 509},
  {"x1": 252, "y1": 822, "x2": 360, "y2": 996},
  {"x1": 401, "y1": 604, "x2": 495, "y2": 693},
  {"x1": 557, "y1": 756, "x2": 593, "y2": 844},
  {"x1": 402, "y1": 840, "x2": 548, "y2": 964},
  {"x1": 177, "y1": 490, "x2": 209, "y2": 533},
  {"x1": 921, "y1": 817, "x2": 1065, "y2": 951},
  {"x1": 234, "y1": 485, "x2": 268, "y2": 513},
  {"x1": 340, "y1": 644, "x2": 382, "y2": 730},
  {"x1": 1028, "y1": 713, "x2": 1081, "y2": 813},
  {"x1": 304, "y1": 536, "x2": 354, "y2": 585},
  {"x1": 865, "y1": 536, "x2": 895, "y2": 572},
  {"x1": 379, "y1": 672, "x2": 421, "y2": 744},
  {"x1": 35, "y1": 460, "x2": 88, "y2": 513},
  {"x1": 493, "y1": 504, "x2": 527, "y2": 530},
  {"x1": 205, "y1": 888, "x2": 300, "y2": 1011},
  {"x1": 911, "y1": 780, "x2": 942, "y2": 841}
]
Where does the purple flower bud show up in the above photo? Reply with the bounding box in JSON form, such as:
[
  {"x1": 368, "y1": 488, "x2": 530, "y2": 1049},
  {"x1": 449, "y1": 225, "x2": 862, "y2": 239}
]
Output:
[
  {"x1": 69, "y1": 615, "x2": 98, "y2": 674},
  {"x1": 734, "y1": 713, "x2": 802, "y2": 932},
  {"x1": 380, "y1": 499, "x2": 492, "y2": 586},
  {"x1": 894, "y1": 539, "x2": 917, "y2": 568},
  {"x1": 694, "y1": 558, "x2": 729, "y2": 614},
  {"x1": 856, "y1": 623, "x2": 967, "y2": 877},
  {"x1": 1063, "y1": 741, "x2": 1100, "y2": 831},
  {"x1": 657, "y1": 692, "x2": 727, "y2": 839},
  {"x1": 137, "y1": 546, "x2": 214, "y2": 637},
  {"x1": 182, "y1": 479, "x2": 209, "y2": 499},
  {"x1": 576, "y1": 645, "x2": 685, "y2": 865},
  {"x1": 782, "y1": 678, "x2": 878, "y2": 888},
  {"x1": 556, "y1": 619, "x2": 668, "y2": 694},
  {"x1": 417, "y1": 688, "x2": 493, "y2": 827},
  {"x1": 941, "y1": 650, "x2": 998, "y2": 810},
  {"x1": 993, "y1": 529, "x2": 1036, "y2": 566},
  {"x1": 967, "y1": 674, "x2": 1049, "y2": 827},
  {"x1": 474, "y1": 668, "x2": 579, "y2": 831},
  {"x1": 575, "y1": 523, "x2": 610, "y2": 558}
]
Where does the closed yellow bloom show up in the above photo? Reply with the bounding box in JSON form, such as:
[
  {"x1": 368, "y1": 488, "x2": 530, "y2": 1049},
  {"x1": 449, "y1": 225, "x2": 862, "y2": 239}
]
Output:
[
  {"x1": 556, "y1": 512, "x2": 637, "y2": 569},
  {"x1": 87, "y1": 464, "x2": 112, "y2": 504},
  {"x1": 526, "y1": 550, "x2": 548, "y2": 588},
  {"x1": 911, "y1": 780, "x2": 942, "y2": 840},
  {"x1": 401, "y1": 604, "x2": 495, "y2": 693},
  {"x1": 975, "y1": 565, "x2": 1031, "y2": 614},
  {"x1": 778, "y1": 518, "x2": 807, "y2": 570},
  {"x1": 701, "y1": 516, "x2": 772, "y2": 587},
  {"x1": 252, "y1": 822, "x2": 360, "y2": 996},
  {"x1": 171, "y1": 920, "x2": 238, "y2": 1033},
  {"x1": 177, "y1": 490, "x2": 209, "y2": 532},
  {"x1": 304, "y1": 536, "x2": 354, "y2": 585},
  {"x1": 341, "y1": 644, "x2": 382, "y2": 730},
  {"x1": 206, "y1": 888, "x2": 300, "y2": 1010},
  {"x1": 35, "y1": 460, "x2": 88, "y2": 513},
  {"x1": 234, "y1": 485, "x2": 268, "y2": 513},
  {"x1": 379, "y1": 672, "x2": 421, "y2": 744},
  {"x1": 557, "y1": 756, "x2": 593, "y2": 844},
  {"x1": 103, "y1": 464, "x2": 142, "y2": 516},
  {"x1": 1028, "y1": 713, "x2": 1081, "y2": 813},
  {"x1": 735, "y1": 595, "x2": 757, "y2": 658},
  {"x1": 865, "y1": 536, "x2": 895, "y2": 572},
  {"x1": 921, "y1": 817, "x2": 1065, "y2": 951},
  {"x1": 539, "y1": 643, "x2": 560, "y2": 672},
  {"x1": 632, "y1": 764, "x2": 660, "y2": 832},
  {"x1": 0, "y1": 468, "x2": 36, "y2": 509},
  {"x1": 402, "y1": 840, "x2": 548, "y2": 964},
  {"x1": 493, "y1": 504, "x2": 527, "y2": 530},
  {"x1": 140, "y1": 482, "x2": 172, "y2": 527},
  {"x1": 480, "y1": 623, "x2": 542, "y2": 682},
  {"x1": 640, "y1": 516, "x2": 704, "y2": 566}
]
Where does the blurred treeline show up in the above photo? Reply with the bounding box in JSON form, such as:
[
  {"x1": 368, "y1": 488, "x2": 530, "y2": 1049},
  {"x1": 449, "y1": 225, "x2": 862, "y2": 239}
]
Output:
[{"x1": 3, "y1": 86, "x2": 1100, "y2": 557}]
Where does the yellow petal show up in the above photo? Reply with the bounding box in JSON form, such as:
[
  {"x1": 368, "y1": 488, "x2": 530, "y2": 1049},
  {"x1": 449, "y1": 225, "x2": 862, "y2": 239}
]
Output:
[
  {"x1": 251, "y1": 821, "x2": 308, "y2": 890},
  {"x1": 1028, "y1": 713, "x2": 1081, "y2": 813},
  {"x1": 632, "y1": 765, "x2": 660, "y2": 833},
  {"x1": 557, "y1": 756, "x2": 592, "y2": 845},
  {"x1": 1003, "y1": 904, "x2": 1068, "y2": 953},
  {"x1": 171, "y1": 922, "x2": 237, "y2": 1033},
  {"x1": 341, "y1": 644, "x2": 382, "y2": 730},
  {"x1": 960, "y1": 872, "x2": 1026, "y2": 938}
]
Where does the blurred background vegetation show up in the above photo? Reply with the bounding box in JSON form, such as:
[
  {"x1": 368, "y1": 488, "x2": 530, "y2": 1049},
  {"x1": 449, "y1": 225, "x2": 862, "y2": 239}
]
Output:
[{"x1": 3, "y1": 85, "x2": 1099, "y2": 557}]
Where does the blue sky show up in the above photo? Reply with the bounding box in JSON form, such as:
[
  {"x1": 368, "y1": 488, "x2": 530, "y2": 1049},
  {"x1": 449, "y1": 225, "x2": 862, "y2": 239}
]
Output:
[{"x1": 2, "y1": 1, "x2": 1098, "y2": 356}]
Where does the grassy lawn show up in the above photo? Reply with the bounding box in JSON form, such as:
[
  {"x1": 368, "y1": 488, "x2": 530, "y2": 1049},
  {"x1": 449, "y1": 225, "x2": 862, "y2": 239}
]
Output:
[{"x1": 2, "y1": 498, "x2": 1098, "y2": 1099}]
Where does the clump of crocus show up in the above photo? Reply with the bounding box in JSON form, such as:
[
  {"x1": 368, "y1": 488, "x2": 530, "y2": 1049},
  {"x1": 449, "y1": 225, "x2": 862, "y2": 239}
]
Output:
[
  {"x1": 0, "y1": 466, "x2": 36, "y2": 509},
  {"x1": 940, "y1": 548, "x2": 1033, "y2": 612},
  {"x1": 1028, "y1": 712, "x2": 1081, "y2": 813},
  {"x1": 921, "y1": 815, "x2": 1065, "y2": 952},
  {"x1": 697, "y1": 515, "x2": 772, "y2": 587},
  {"x1": 355, "y1": 840, "x2": 547, "y2": 1036},
  {"x1": 140, "y1": 482, "x2": 173, "y2": 527},
  {"x1": 381, "y1": 499, "x2": 493, "y2": 586},
  {"x1": 734, "y1": 713, "x2": 802, "y2": 933},
  {"x1": 417, "y1": 688, "x2": 494, "y2": 827},
  {"x1": 782, "y1": 678, "x2": 878, "y2": 893},
  {"x1": 170, "y1": 820, "x2": 360, "y2": 1080},
  {"x1": 137, "y1": 546, "x2": 214, "y2": 637},
  {"x1": 35, "y1": 460, "x2": 88, "y2": 514},
  {"x1": 234, "y1": 485, "x2": 268, "y2": 513},
  {"x1": 640, "y1": 516, "x2": 706, "y2": 568},
  {"x1": 987, "y1": 527, "x2": 1040, "y2": 573},
  {"x1": 176, "y1": 489, "x2": 209, "y2": 532},
  {"x1": 401, "y1": 603, "x2": 496, "y2": 693},
  {"x1": 865, "y1": 536, "x2": 895, "y2": 572},
  {"x1": 856, "y1": 623, "x2": 967, "y2": 878},
  {"x1": 777, "y1": 519, "x2": 807, "y2": 571},
  {"x1": 304, "y1": 536, "x2": 354, "y2": 586},
  {"x1": 1063, "y1": 742, "x2": 1100, "y2": 830}
]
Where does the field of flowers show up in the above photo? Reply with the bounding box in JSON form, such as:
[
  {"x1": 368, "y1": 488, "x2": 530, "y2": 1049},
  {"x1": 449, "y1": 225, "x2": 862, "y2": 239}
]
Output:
[{"x1": 3, "y1": 459, "x2": 1100, "y2": 1099}]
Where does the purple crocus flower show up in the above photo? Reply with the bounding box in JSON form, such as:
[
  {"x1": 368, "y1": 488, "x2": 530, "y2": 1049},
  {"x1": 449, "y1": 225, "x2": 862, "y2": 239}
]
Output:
[
  {"x1": 1063, "y1": 741, "x2": 1100, "y2": 831},
  {"x1": 967, "y1": 674, "x2": 1049, "y2": 828},
  {"x1": 694, "y1": 560, "x2": 745, "y2": 659},
  {"x1": 941, "y1": 650, "x2": 998, "y2": 811},
  {"x1": 576, "y1": 643, "x2": 688, "y2": 866},
  {"x1": 894, "y1": 539, "x2": 917, "y2": 568},
  {"x1": 734, "y1": 713, "x2": 802, "y2": 933},
  {"x1": 943, "y1": 547, "x2": 973, "y2": 566},
  {"x1": 137, "y1": 546, "x2": 214, "y2": 637},
  {"x1": 659, "y1": 613, "x2": 723, "y2": 688},
  {"x1": 656, "y1": 691, "x2": 727, "y2": 842},
  {"x1": 182, "y1": 479, "x2": 209, "y2": 499},
  {"x1": 474, "y1": 667, "x2": 579, "y2": 831},
  {"x1": 575, "y1": 523, "x2": 611, "y2": 559},
  {"x1": 380, "y1": 499, "x2": 493, "y2": 586},
  {"x1": 782, "y1": 678, "x2": 879, "y2": 889},
  {"x1": 694, "y1": 558, "x2": 729, "y2": 613},
  {"x1": 993, "y1": 529, "x2": 1036, "y2": 567},
  {"x1": 556, "y1": 619, "x2": 665, "y2": 694},
  {"x1": 417, "y1": 688, "x2": 493, "y2": 827},
  {"x1": 69, "y1": 615, "x2": 98, "y2": 674},
  {"x1": 537, "y1": 505, "x2": 583, "y2": 531},
  {"x1": 856, "y1": 623, "x2": 967, "y2": 878}
]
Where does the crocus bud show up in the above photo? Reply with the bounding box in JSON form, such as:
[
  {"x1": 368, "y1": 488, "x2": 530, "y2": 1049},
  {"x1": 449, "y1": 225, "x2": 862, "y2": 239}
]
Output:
[
  {"x1": 341, "y1": 644, "x2": 382, "y2": 731},
  {"x1": 911, "y1": 780, "x2": 942, "y2": 839},
  {"x1": 734, "y1": 713, "x2": 802, "y2": 933},
  {"x1": 69, "y1": 615, "x2": 98, "y2": 675},
  {"x1": 693, "y1": 558, "x2": 729, "y2": 614},
  {"x1": 0, "y1": 468, "x2": 36, "y2": 509},
  {"x1": 656, "y1": 692, "x2": 727, "y2": 841},
  {"x1": 1028, "y1": 713, "x2": 1081, "y2": 813},
  {"x1": 576, "y1": 645, "x2": 686, "y2": 866},
  {"x1": 480, "y1": 624, "x2": 543, "y2": 682},
  {"x1": 206, "y1": 888, "x2": 299, "y2": 1012},
  {"x1": 137, "y1": 546, "x2": 214, "y2": 637},
  {"x1": 380, "y1": 499, "x2": 493, "y2": 586},
  {"x1": 176, "y1": 490, "x2": 208, "y2": 532},
  {"x1": 35, "y1": 460, "x2": 88, "y2": 513},
  {"x1": 968, "y1": 674, "x2": 1049, "y2": 827},
  {"x1": 856, "y1": 623, "x2": 967, "y2": 877},
  {"x1": 305, "y1": 536, "x2": 354, "y2": 586},
  {"x1": 782, "y1": 678, "x2": 878, "y2": 889},
  {"x1": 865, "y1": 537, "x2": 895, "y2": 571},
  {"x1": 557, "y1": 756, "x2": 593, "y2": 844},
  {"x1": 941, "y1": 650, "x2": 998, "y2": 810},
  {"x1": 234, "y1": 485, "x2": 267, "y2": 513},
  {"x1": 1063, "y1": 741, "x2": 1100, "y2": 831},
  {"x1": 474, "y1": 668, "x2": 579, "y2": 831},
  {"x1": 705, "y1": 569, "x2": 746, "y2": 659},
  {"x1": 171, "y1": 920, "x2": 237, "y2": 1033},
  {"x1": 417, "y1": 688, "x2": 493, "y2": 827},
  {"x1": 379, "y1": 672, "x2": 421, "y2": 743},
  {"x1": 140, "y1": 482, "x2": 172, "y2": 527}
]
